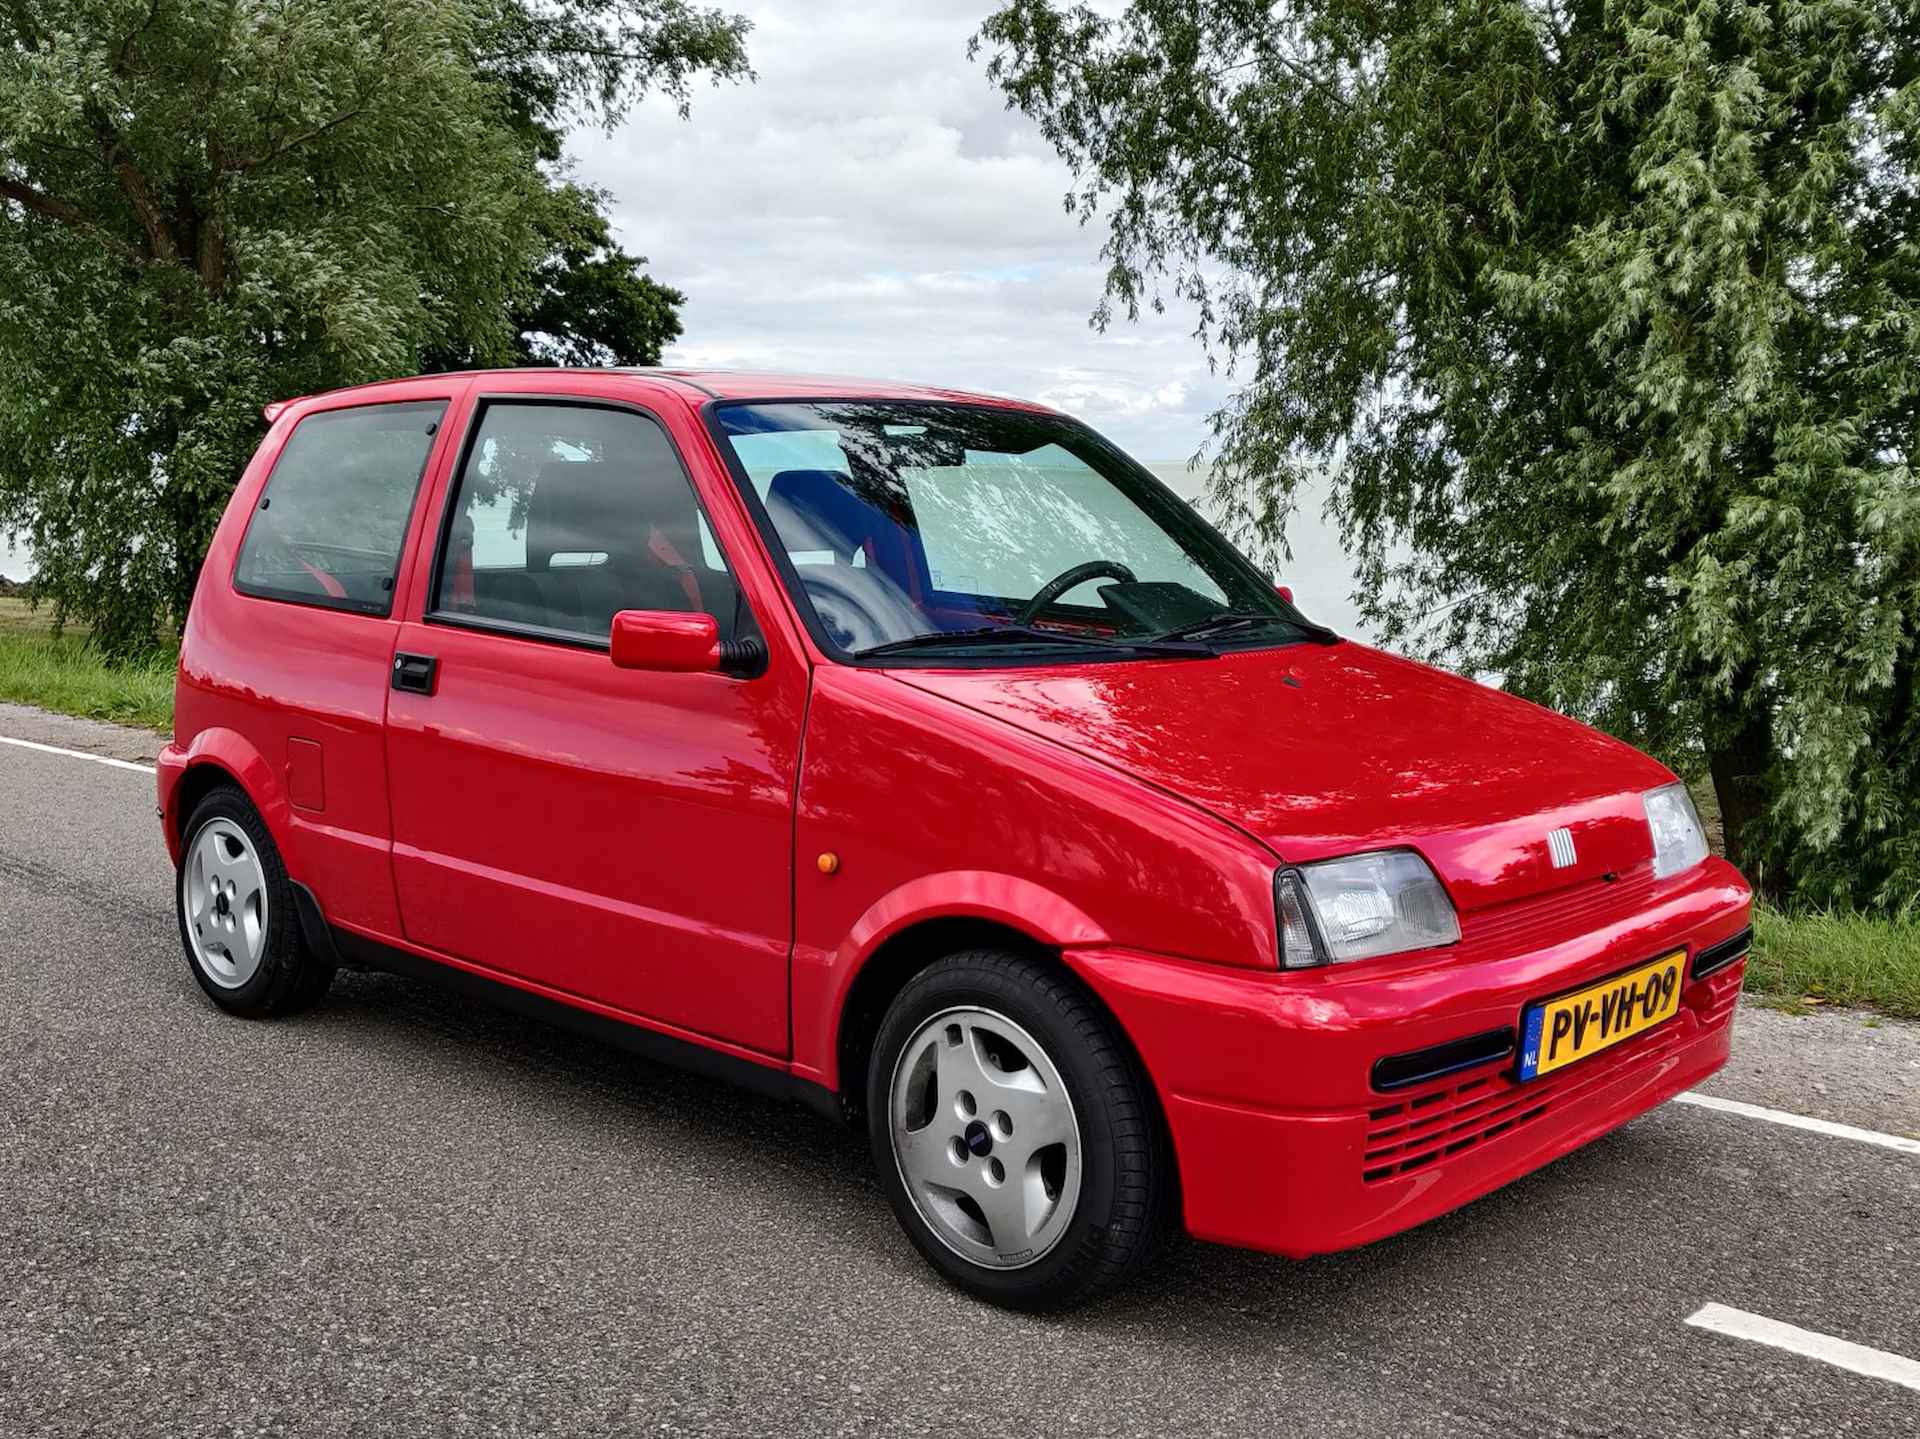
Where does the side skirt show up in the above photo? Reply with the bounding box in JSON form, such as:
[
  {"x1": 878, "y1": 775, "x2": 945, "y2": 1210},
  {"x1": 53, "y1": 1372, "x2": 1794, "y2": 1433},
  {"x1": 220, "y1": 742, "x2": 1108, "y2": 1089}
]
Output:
[{"x1": 328, "y1": 924, "x2": 848, "y2": 1126}]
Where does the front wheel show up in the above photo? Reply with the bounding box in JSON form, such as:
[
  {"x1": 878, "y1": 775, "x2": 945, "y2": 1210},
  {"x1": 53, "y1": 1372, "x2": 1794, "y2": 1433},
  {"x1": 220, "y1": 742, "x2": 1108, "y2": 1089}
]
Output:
[{"x1": 867, "y1": 950, "x2": 1170, "y2": 1310}]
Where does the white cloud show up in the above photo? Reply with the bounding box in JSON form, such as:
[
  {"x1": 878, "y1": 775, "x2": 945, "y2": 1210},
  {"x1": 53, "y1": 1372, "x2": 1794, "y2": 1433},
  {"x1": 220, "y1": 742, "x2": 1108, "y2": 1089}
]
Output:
[
  {"x1": 1, "y1": 4, "x2": 1370, "y2": 631},
  {"x1": 566, "y1": 0, "x2": 1228, "y2": 459},
  {"x1": 1036, "y1": 374, "x2": 1192, "y2": 419},
  {"x1": 559, "y1": 1, "x2": 1371, "y2": 635}
]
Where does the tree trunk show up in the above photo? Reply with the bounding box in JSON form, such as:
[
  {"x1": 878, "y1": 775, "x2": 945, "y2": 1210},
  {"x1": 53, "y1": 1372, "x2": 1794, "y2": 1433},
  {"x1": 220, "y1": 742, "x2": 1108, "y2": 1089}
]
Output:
[
  {"x1": 1702, "y1": 663, "x2": 1776, "y2": 896},
  {"x1": 168, "y1": 496, "x2": 204, "y2": 644},
  {"x1": 163, "y1": 454, "x2": 207, "y2": 648}
]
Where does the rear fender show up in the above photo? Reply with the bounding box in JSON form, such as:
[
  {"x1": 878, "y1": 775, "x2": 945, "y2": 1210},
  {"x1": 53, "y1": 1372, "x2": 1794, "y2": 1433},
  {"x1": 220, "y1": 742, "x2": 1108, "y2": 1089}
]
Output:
[{"x1": 158, "y1": 727, "x2": 287, "y2": 864}]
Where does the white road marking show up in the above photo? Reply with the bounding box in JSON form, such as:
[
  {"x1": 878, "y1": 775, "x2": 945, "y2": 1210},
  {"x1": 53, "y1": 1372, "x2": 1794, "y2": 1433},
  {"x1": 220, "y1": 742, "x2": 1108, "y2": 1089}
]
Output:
[
  {"x1": 0, "y1": 733, "x2": 156, "y2": 775},
  {"x1": 1687, "y1": 1304, "x2": 1920, "y2": 1393},
  {"x1": 1674, "y1": 1091, "x2": 1920, "y2": 1156},
  {"x1": 2, "y1": 731, "x2": 1919, "y2": 1148}
]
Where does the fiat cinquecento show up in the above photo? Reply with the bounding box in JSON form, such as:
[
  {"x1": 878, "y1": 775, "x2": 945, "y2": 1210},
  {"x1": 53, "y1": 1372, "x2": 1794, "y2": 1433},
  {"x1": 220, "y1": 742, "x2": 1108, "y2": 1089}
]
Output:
[{"x1": 158, "y1": 367, "x2": 1753, "y2": 1309}]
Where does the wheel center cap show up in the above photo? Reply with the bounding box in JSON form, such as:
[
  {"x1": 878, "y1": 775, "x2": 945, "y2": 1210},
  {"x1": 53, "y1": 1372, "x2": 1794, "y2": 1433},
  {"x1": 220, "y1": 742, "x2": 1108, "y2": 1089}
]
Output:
[
  {"x1": 214, "y1": 892, "x2": 231, "y2": 917},
  {"x1": 963, "y1": 1119, "x2": 993, "y2": 1158}
]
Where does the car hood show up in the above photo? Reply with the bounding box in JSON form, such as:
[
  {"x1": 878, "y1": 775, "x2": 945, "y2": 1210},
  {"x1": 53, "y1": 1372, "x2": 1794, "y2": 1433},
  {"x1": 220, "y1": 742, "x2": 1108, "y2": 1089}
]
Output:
[{"x1": 890, "y1": 641, "x2": 1673, "y2": 912}]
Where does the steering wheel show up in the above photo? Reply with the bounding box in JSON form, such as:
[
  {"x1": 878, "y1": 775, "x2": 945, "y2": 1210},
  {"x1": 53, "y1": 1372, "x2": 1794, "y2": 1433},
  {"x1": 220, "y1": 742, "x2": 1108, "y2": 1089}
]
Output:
[{"x1": 1016, "y1": 560, "x2": 1137, "y2": 625}]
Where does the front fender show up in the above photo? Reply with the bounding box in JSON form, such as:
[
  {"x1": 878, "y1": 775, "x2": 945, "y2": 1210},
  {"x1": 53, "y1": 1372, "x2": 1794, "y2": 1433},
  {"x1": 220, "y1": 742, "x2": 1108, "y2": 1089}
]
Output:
[
  {"x1": 791, "y1": 870, "x2": 1107, "y2": 1091},
  {"x1": 841, "y1": 870, "x2": 1107, "y2": 962}
]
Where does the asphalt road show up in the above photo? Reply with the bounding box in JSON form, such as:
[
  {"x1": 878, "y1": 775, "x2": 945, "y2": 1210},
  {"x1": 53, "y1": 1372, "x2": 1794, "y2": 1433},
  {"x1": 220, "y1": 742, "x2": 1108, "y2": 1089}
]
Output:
[{"x1": 2, "y1": 710, "x2": 1917, "y2": 1437}]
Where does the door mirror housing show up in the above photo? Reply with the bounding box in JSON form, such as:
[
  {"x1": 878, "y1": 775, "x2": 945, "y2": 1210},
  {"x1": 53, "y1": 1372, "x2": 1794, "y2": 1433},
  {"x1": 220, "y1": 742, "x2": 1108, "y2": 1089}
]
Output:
[{"x1": 610, "y1": 610, "x2": 720, "y2": 673}]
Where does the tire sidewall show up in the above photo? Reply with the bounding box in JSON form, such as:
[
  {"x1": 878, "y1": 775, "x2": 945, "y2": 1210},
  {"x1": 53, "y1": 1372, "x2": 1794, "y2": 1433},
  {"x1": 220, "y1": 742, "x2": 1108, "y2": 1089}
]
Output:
[
  {"x1": 866, "y1": 955, "x2": 1144, "y2": 1308},
  {"x1": 175, "y1": 788, "x2": 302, "y2": 1013}
]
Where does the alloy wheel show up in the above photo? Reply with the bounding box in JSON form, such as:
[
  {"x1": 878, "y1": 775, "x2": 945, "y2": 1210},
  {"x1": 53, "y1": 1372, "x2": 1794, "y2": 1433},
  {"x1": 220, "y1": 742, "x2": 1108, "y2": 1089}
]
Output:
[
  {"x1": 887, "y1": 1005, "x2": 1082, "y2": 1270},
  {"x1": 182, "y1": 818, "x2": 269, "y2": 990}
]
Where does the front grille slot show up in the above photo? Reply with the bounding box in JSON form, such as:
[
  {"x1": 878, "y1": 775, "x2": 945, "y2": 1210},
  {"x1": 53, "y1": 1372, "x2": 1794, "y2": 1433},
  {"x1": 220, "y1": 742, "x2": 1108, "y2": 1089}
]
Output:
[
  {"x1": 1464, "y1": 867, "x2": 1657, "y2": 955},
  {"x1": 1698, "y1": 962, "x2": 1745, "y2": 1027},
  {"x1": 1692, "y1": 926, "x2": 1753, "y2": 980},
  {"x1": 1360, "y1": 1008, "x2": 1697, "y2": 1183},
  {"x1": 1371, "y1": 1027, "x2": 1516, "y2": 1092}
]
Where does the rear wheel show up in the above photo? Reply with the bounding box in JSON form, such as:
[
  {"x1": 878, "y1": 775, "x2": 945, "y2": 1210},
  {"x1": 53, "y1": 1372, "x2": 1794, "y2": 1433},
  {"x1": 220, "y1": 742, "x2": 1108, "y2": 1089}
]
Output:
[
  {"x1": 176, "y1": 785, "x2": 333, "y2": 1016},
  {"x1": 867, "y1": 949, "x2": 1169, "y2": 1310}
]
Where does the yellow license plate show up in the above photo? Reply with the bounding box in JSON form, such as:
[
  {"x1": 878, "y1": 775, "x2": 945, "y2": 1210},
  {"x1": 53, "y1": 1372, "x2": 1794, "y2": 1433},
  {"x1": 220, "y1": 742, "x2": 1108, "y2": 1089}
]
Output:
[{"x1": 1517, "y1": 952, "x2": 1685, "y2": 1081}]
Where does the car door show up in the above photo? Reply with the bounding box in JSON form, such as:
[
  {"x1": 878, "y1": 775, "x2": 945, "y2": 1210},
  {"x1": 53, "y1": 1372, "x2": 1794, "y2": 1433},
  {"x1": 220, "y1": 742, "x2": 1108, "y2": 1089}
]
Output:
[
  {"x1": 383, "y1": 389, "x2": 805, "y2": 1057},
  {"x1": 208, "y1": 385, "x2": 461, "y2": 938}
]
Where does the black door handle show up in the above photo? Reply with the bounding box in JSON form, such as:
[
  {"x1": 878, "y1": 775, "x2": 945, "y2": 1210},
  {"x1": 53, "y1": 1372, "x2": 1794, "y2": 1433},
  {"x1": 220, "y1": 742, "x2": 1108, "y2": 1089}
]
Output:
[{"x1": 392, "y1": 651, "x2": 438, "y2": 695}]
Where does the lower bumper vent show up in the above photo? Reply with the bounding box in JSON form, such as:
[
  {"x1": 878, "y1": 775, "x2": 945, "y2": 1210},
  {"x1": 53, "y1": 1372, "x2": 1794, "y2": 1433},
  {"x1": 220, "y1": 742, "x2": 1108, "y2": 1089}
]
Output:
[
  {"x1": 1692, "y1": 926, "x2": 1753, "y2": 980},
  {"x1": 1371, "y1": 1027, "x2": 1515, "y2": 1092},
  {"x1": 1361, "y1": 1011, "x2": 1694, "y2": 1183}
]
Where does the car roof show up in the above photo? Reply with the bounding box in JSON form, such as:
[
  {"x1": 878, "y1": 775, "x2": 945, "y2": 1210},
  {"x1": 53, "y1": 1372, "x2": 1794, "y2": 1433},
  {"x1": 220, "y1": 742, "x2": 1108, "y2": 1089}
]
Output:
[
  {"x1": 616, "y1": 367, "x2": 1050, "y2": 408},
  {"x1": 274, "y1": 367, "x2": 1056, "y2": 417}
]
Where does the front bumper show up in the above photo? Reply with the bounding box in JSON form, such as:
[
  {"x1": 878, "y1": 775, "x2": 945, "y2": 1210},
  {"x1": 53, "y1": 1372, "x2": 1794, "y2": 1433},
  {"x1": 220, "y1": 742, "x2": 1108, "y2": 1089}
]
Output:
[{"x1": 1066, "y1": 857, "x2": 1751, "y2": 1258}]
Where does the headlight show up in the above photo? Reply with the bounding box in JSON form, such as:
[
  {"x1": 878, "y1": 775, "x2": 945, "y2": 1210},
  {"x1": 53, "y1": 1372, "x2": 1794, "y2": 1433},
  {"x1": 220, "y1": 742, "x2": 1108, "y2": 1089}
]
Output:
[
  {"x1": 1644, "y1": 783, "x2": 1708, "y2": 878},
  {"x1": 1274, "y1": 850, "x2": 1461, "y2": 968}
]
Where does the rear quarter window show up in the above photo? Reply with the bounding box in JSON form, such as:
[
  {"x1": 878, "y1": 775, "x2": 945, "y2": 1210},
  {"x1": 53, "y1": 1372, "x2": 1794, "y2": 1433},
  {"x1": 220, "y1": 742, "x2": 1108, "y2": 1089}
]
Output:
[{"x1": 233, "y1": 400, "x2": 447, "y2": 614}]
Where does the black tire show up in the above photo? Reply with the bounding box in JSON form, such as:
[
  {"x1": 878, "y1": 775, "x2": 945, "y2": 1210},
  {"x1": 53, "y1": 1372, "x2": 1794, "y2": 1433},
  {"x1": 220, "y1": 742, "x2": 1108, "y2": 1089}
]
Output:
[
  {"x1": 175, "y1": 784, "x2": 334, "y2": 1017},
  {"x1": 866, "y1": 949, "x2": 1171, "y2": 1310}
]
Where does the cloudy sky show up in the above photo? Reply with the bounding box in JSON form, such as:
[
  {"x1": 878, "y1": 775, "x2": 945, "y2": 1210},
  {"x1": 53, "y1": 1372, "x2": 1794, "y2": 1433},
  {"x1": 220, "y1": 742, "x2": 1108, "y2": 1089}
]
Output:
[
  {"x1": 563, "y1": 1, "x2": 1367, "y2": 631},
  {"x1": 10, "y1": 2, "x2": 1368, "y2": 631},
  {"x1": 574, "y1": 0, "x2": 1231, "y2": 463}
]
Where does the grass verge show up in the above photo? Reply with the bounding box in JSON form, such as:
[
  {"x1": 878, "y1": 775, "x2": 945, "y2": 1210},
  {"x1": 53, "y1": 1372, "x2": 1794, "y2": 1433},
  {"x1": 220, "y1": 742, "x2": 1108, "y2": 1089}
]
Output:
[
  {"x1": 1748, "y1": 905, "x2": 1920, "y2": 1021},
  {"x1": 1, "y1": 600, "x2": 1916, "y2": 1017},
  {"x1": 0, "y1": 597, "x2": 175, "y2": 733}
]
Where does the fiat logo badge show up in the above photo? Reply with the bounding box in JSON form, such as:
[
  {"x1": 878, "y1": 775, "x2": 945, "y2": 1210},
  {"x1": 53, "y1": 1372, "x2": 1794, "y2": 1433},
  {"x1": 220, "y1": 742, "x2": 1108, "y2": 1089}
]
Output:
[{"x1": 1547, "y1": 827, "x2": 1577, "y2": 869}]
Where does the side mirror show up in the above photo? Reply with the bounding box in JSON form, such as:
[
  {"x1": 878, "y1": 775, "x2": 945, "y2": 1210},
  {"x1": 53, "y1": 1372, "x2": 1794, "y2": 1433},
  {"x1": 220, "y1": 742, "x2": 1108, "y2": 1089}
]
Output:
[
  {"x1": 610, "y1": 610, "x2": 720, "y2": 673},
  {"x1": 1275, "y1": 584, "x2": 1294, "y2": 604}
]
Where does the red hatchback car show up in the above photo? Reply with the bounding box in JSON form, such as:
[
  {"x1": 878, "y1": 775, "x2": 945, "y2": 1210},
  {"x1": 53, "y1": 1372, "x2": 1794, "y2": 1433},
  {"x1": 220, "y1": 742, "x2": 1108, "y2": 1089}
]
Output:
[{"x1": 159, "y1": 368, "x2": 1753, "y2": 1308}]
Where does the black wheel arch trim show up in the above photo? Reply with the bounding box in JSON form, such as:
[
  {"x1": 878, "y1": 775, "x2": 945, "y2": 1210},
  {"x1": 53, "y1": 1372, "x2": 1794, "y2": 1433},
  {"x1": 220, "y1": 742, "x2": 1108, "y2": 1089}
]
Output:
[{"x1": 289, "y1": 881, "x2": 345, "y2": 970}]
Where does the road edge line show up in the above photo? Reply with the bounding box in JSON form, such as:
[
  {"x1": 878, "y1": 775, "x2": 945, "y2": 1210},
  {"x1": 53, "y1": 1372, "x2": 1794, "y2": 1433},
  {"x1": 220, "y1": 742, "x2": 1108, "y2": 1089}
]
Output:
[
  {"x1": 0, "y1": 732, "x2": 156, "y2": 775},
  {"x1": 1686, "y1": 1303, "x2": 1920, "y2": 1393},
  {"x1": 1674, "y1": 1091, "x2": 1920, "y2": 1156}
]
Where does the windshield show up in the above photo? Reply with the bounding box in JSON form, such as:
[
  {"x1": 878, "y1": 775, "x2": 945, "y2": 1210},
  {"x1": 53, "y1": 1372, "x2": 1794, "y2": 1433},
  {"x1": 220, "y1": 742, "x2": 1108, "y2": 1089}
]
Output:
[{"x1": 713, "y1": 401, "x2": 1322, "y2": 661}]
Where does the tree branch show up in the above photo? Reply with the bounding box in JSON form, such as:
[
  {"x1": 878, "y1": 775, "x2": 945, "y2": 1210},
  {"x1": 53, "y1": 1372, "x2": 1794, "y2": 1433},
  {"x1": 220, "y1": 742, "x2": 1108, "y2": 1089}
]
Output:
[
  {"x1": 0, "y1": 175, "x2": 146, "y2": 266},
  {"x1": 223, "y1": 103, "x2": 369, "y2": 173},
  {"x1": 1266, "y1": 45, "x2": 1356, "y2": 114},
  {"x1": 99, "y1": 136, "x2": 178, "y2": 261},
  {"x1": 6, "y1": 0, "x2": 39, "y2": 49},
  {"x1": 475, "y1": 44, "x2": 679, "y2": 63},
  {"x1": 112, "y1": 0, "x2": 166, "y2": 74}
]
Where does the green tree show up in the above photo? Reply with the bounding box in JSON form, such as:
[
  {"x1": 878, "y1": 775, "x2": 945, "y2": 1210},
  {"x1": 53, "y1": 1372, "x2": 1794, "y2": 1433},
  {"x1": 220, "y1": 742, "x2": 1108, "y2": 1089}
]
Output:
[
  {"x1": 0, "y1": 0, "x2": 746, "y2": 656},
  {"x1": 976, "y1": 0, "x2": 1920, "y2": 911},
  {"x1": 426, "y1": 181, "x2": 687, "y2": 370}
]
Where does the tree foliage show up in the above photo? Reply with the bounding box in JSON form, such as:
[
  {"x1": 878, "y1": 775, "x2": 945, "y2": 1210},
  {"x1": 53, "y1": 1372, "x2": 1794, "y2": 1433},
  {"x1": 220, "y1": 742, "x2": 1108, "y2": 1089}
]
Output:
[
  {"x1": 0, "y1": 0, "x2": 746, "y2": 656},
  {"x1": 426, "y1": 180, "x2": 688, "y2": 371},
  {"x1": 977, "y1": 0, "x2": 1920, "y2": 911}
]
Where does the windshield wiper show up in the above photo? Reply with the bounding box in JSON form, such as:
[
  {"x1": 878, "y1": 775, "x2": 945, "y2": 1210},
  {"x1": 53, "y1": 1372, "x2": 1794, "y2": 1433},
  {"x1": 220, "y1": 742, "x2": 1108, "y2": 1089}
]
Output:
[
  {"x1": 1152, "y1": 611, "x2": 1340, "y2": 646},
  {"x1": 859, "y1": 624, "x2": 1210, "y2": 660}
]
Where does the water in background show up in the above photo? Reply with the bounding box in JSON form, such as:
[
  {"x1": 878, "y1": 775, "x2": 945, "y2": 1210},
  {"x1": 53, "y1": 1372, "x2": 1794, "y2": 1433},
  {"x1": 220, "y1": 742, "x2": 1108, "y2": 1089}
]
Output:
[{"x1": 1145, "y1": 463, "x2": 1372, "y2": 643}]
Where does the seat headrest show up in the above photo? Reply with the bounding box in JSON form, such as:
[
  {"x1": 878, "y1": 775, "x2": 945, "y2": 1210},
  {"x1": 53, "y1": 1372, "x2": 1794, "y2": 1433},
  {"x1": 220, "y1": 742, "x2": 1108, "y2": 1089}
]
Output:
[
  {"x1": 765, "y1": 469, "x2": 901, "y2": 564},
  {"x1": 526, "y1": 461, "x2": 630, "y2": 572}
]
